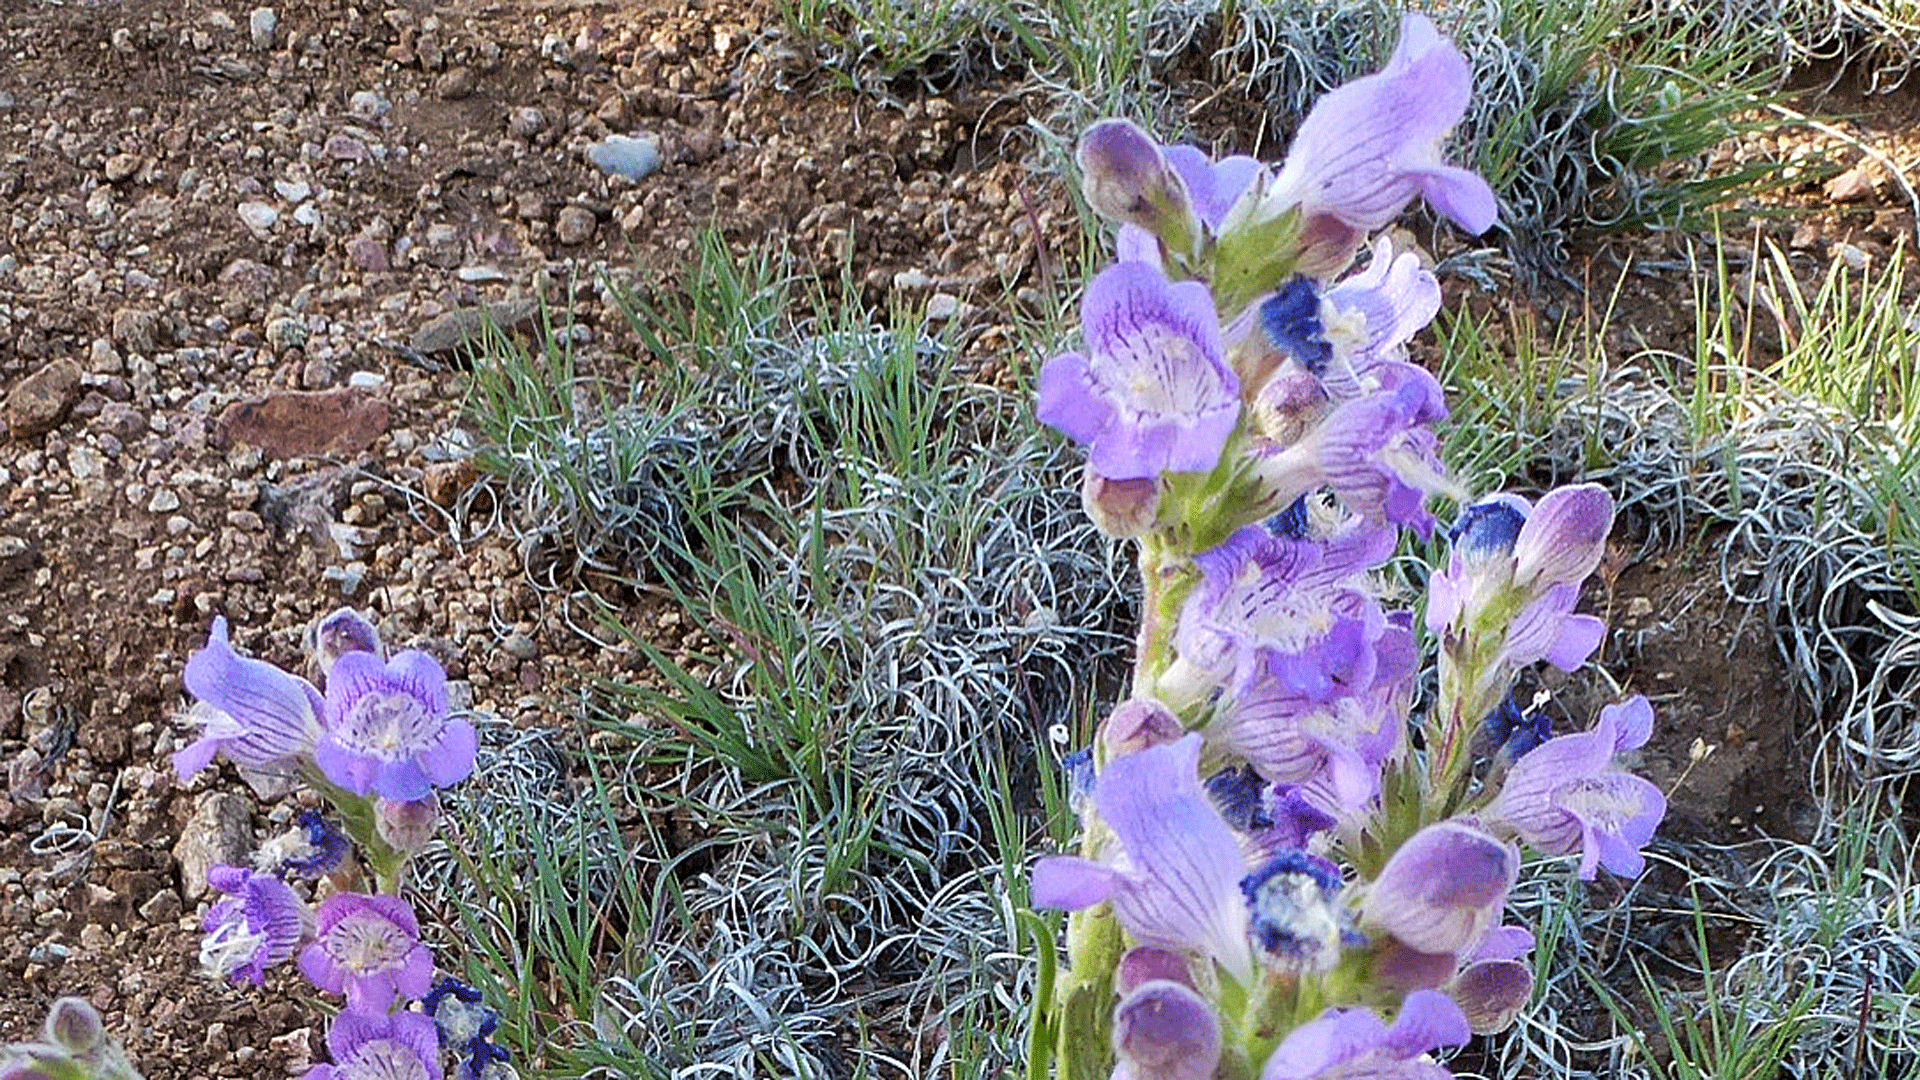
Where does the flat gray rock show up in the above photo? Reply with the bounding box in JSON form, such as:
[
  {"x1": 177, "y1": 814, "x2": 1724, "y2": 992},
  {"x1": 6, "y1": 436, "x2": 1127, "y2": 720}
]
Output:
[
  {"x1": 586, "y1": 134, "x2": 662, "y2": 180},
  {"x1": 408, "y1": 298, "x2": 539, "y2": 355}
]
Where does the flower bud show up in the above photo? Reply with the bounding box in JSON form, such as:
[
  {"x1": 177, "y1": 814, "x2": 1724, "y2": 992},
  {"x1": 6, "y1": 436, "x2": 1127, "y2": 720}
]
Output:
[
  {"x1": 1099, "y1": 697, "x2": 1183, "y2": 757},
  {"x1": 1081, "y1": 467, "x2": 1159, "y2": 538},
  {"x1": 375, "y1": 793, "x2": 441, "y2": 853},
  {"x1": 1077, "y1": 120, "x2": 1199, "y2": 258},
  {"x1": 307, "y1": 607, "x2": 384, "y2": 677},
  {"x1": 42, "y1": 998, "x2": 104, "y2": 1054},
  {"x1": 1112, "y1": 980, "x2": 1220, "y2": 1080}
]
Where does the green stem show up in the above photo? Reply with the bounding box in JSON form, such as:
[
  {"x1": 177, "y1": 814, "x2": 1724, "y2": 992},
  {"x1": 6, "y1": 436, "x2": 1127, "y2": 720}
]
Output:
[{"x1": 300, "y1": 764, "x2": 409, "y2": 894}]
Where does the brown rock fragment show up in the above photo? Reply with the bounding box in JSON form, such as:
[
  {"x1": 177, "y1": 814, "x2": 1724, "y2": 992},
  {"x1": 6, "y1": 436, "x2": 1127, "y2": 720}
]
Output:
[
  {"x1": 215, "y1": 387, "x2": 391, "y2": 458},
  {"x1": 5, "y1": 359, "x2": 83, "y2": 438}
]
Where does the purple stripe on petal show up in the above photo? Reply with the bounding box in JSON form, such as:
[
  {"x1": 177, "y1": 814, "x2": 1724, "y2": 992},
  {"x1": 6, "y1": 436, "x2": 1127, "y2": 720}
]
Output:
[{"x1": 1031, "y1": 855, "x2": 1126, "y2": 910}]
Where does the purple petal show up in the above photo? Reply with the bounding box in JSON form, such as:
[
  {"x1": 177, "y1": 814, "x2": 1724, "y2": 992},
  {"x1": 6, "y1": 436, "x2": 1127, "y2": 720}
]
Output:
[
  {"x1": 1542, "y1": 613, "x2": 1606, "y2": 671},
  {"x1": 1602, "y1": 696, "x2": 1655, "y2": 752},
  {"x1": 418, "y1": 718, "x2": 478, "y2": 788},
  {"x1": 1031, "y1": 856, "x2": 1125, "y2": 910},
  {"x1": 1385, "y1": 988, "x2": 1473, "y2": 1057},
  {"x1": 374, "y1": 757, "x2": 432, "y2": 802},
  {"x1": 324, "y1": 649, "x2": 391, "y2": 717},
  {"x1": 1260, "y1": 1008, "x2": 1390, "y2": 1080},
  {"x1": 1116, "y1": 947, "x2": 1195, "y2": 994},
  {"x1": 1451, "y1": 957, "x2": 1534, "y2": 1033},
  {"x1": 172, "y1": 737, "x2": 222, "y2": 782},
  {"x1": 1472, "y1": 925, "x2": 1534, "y2": 962},
  {"x1": 183, "y1": 618, "x2": 324, "y2": 767},
  {"x1": 1513, "y1": 484, "x2": 1613, "y2": 589},
  {"x1": 1413, "y1": 164, "x2": 1499, "y2": 234},
  {"x1": 1116, "y1": 223, "x2": 1161, "y2": 263},
  {"x1": 385, "y1": 650, "x2": 450, "y2": 716},
  {"x1": 1096, "y1": 734, "x2": 1254, "y2": 979},
  {"x1": 315, "y1": 737, "x2": 380, "y2": 796},
  {"x1": 298, "y1": 940, "x2": 348, "y2": 994},
  {"x1": 1078, "y1": 119, "x2": 1195, "y2": 239}
]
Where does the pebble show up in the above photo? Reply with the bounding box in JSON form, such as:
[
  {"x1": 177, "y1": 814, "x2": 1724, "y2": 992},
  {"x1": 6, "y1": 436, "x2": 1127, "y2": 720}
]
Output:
[
  {"x1": 274, "y1": 178, "x2": 311, "y2": 202},
  {"x1": 1825, "y1": 160, "x2": 1880, "y2": 204},
  {"x1": 555, "y1": 204, "x2": 595, "y2": 245},
  {"x1": 67, "y1": 446, "x2": 106, "y2": 481},
  {"x1": 346, "y1": 370, "x2": 386, "y2": 389},
  {"x1": 501, "y1": 631, "x2": 539, "y2": 660},
  {"x1": 408, "y1": 298, "x2": 538, "y2": 355},
  {"x1": 103, "y1": 153, "x2": 140, "y2": 183},
  {"x1": 147, "y1": 488, "x2": 181, "y2": 513},
  {"x1": 324, "y1": 133, "x2": 370, "y2": 162},
  {"x1": 586, "y1": 134, "x2": 662, "y2": 180},
  {"x1": 237, "y1": 200, "x2": 279, "y2": 233},
  {"x1": 926, "y1": 293, "x2": 963, "y2": 321},
  {"x1": 249, "y1": 7, "x2": 277, "y2": 49},
  {"x1": 348, "y1": 90, "x2": 391, "y2": 120},
  {"x1": 456, "y1": 265, "x2": 508, "y2": 283},
  {"x1": 434, "y1": 68, "x2": 475, "y2": 100},
  {"x1": 507, "y1": 106, "x2": 547, "y2": 138}
]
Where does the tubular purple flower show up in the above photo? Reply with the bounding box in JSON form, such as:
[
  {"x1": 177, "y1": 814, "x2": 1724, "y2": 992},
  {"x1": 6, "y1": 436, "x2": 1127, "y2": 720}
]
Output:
[
  {"x1": 316, "y1": 648, "x2": 477, "y2": 800},
  {"x1": 1112, "y1": 980, "x2": 1223, "y2": 1080},
  {"x1": 1030, "y1": 734, "x2": 1256, "y2": 982},
  {"x1": 1488, "y1": 696, "x2": 1664, "y2": 879},
  {"x1": 41, "y1": 998, "x2": 105, "y2": 1054},
  {"x1": 304, "y1": 1010, "x2": 444, "y2": 1080},
  {"x1": 1249, "y1": 14, "x2": 1497, "y2": 277},
  {"x1": 1501, "y1": 583, "x2": 1605, "y2": 671},
  {"x1": 200, "y1": 864, "x2": 312, "y2": 986},
  {"x1": 1260, "y1": 990, "x2": 1470, "y2": 1080},
  {"x1": 172, "y1": 617, "x2": 327, "y2": 782},
  {"x1": 1450, "y1": 957, "x2": 1534, "y2": 1034},
  {"x1": 1037, "y1": 261, "x2": 1241, "y2": 481},
  {"x1": 298, "y1": 892, "x2": 437, "y2": 1011},
  {"x1": 1361, "y1": 821, "x2": 1517, "y2": 957}
]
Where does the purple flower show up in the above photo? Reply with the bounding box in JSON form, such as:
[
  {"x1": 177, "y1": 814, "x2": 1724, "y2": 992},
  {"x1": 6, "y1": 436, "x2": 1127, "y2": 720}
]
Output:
[
  {"x1": 1361, "y1": 821, "x2": 1517, "y2": 958},
  {"x1": 425, "y1": 977, "x2": 499, "y2": 1052},
  {"x1": 1100, "y1": 131, "x2": 1267, "y2": 265},
  {"x1": 1037, "y1": 261, "x2": 1241, "y2": 481},
  {"x1": 1252, "y1": 14, "x2": 1497, "y2": 276},
  {"x1": 1251, "y1": 364, "x2": 1453, "y2": 537},
  {"x1": 172, "y1": 617, "x2": 326, "y2": 782},
  {"x1": 1316, "y1": 239, "x2": 1443, "y2": 402},
  {"x1": 376, "y1": 793, "x2": 443, "y2": 854},
  {"x1": 1428, "y1": 485, "x2": 1613, "y2": 673},
  {"x1": 1081, "y1": 466, "x2": 1161, "y2": 538},
  {"x1": 1259, "y1": 990, "x2": 1471, "y2": 1080},
  {"x1": 1488, "y1": 696, "x2": 1665, "y2": 879},
  {"x1": 1112, "y1": 980, "x2": 1222, "y2": 1080},
  {"x1": 298, "y1": 893, "x2": 437, "y2": 1011},
  {"x1": 315, "y1": 649, "x2": 477, "y2": 800},
  {"x1": 199, "y1": 864, "x2": 312, "y2": 986},
  {"x1": 1079, "y1": 119, "x2": 1203, "y2": 256},
  {"x1": 1031, "y1": 734, "x2": 1255, "y2": 981},
  {"x1": 304, "y1": 1010, "x2": 443, "y2": 1080}
]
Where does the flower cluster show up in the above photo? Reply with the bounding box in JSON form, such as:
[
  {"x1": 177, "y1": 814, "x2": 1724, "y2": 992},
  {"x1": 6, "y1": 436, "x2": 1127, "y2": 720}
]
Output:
[
  {"x1": 170, "y1": 608, "x2": 515, "y2": 1080},
  {"x1": 1029, "y1": 16, "x2": 1665, "y2": 1080}
]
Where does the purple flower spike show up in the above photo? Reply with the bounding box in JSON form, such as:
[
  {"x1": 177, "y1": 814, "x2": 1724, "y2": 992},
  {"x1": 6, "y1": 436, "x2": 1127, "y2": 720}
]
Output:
[
  {"x1": 305, "y1": 1010, "x2": 444, "y2": 1080},
  {"x1": 1031, "y1": 734, "x2": 1255, "y2": 981},
  {"x1": 1489, "y1": 696, "x2": 1665, "y2": 879},
  {"x1": 298, "y1": 892, "x2": 437, "y2": 1011},
  {"x1": 316, "y1": 649, "x2": 476, "y2": 800},
  {"x1": 1260, "y1": 990, "x2": 1470, "y2": 1080},
  {"x1": 1362, "y1": 821, "x2": 1517, "y2": 956},
  {"x1": 1112, "y1": 980, "x2": 1222, "y2": 1080},
  {"x1": 173, "y1": 617, "x2": 327, "y2": 782},
  {"x1": 1259, "y1": 14, "x2": 1497, "y2": 275},
  {"x1": 1038, "y1": 261, "x2": 1241, "y2": 481},
  {"x1": 200, "y1": 864, "x2": 312, "y2": 986}
]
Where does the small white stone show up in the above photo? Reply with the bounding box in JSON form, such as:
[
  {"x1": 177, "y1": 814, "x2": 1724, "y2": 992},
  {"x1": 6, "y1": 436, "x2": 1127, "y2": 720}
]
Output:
[
  {"x1": 147, "y1": 488, "x2": 182, "y2": 513},
  {"x1": 167, "y1": 515, "x2": 194, "y2": 536},
  {"x1": 67, "y1": 446, "x2": 106, "y2": 481},
  {"x1": 347, "y1": 90, "x2": 391, "y2": 120},
  {"x1": 237, "y1": 200, "x2": 278, "y2": 233},
  {"x1": 249, "y1": 7, "x2": 278, "y2": 49},
  {"x1": 292, "y1": 202, "x2": 321, "y2": 226},
  {"x1": 273, "y1": 178, "x2": 311, "y2": 202},
  {"x1": 346, "y1": 370, "x2": 386, "y2": 389}
]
